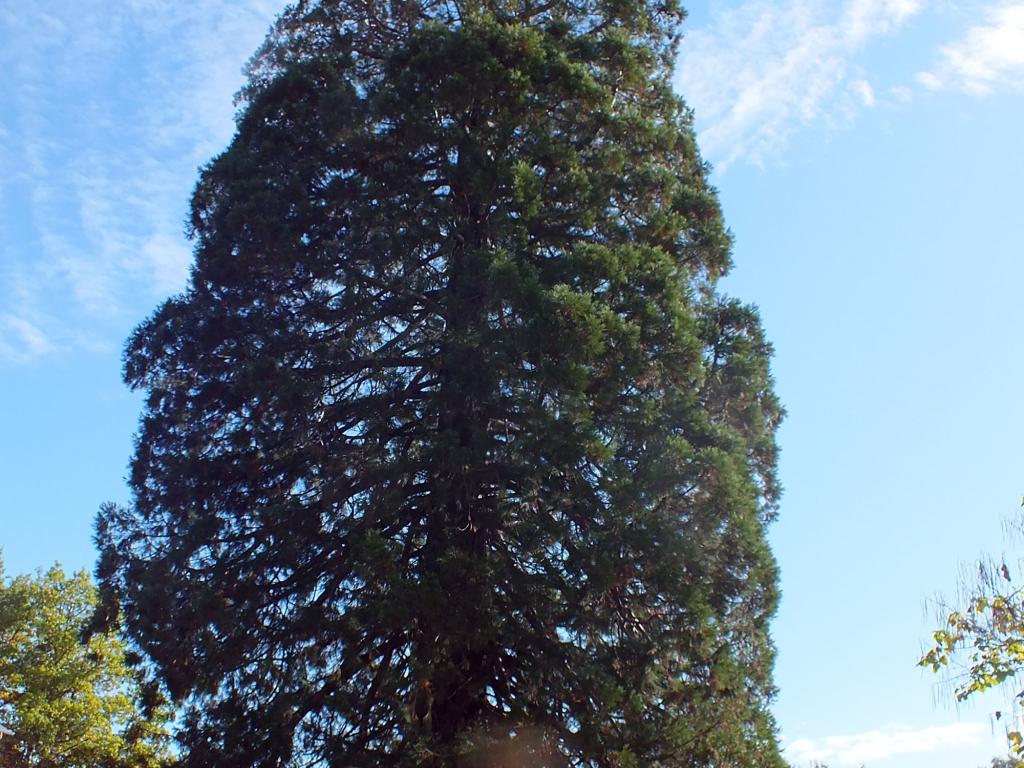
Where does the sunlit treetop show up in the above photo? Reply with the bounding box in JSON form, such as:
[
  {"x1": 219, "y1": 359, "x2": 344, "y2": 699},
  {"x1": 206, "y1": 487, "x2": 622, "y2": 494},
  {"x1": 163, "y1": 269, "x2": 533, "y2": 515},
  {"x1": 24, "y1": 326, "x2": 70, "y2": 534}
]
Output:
[{"x1": 0, "y1": 562, "x2": 171, "y2": 768}]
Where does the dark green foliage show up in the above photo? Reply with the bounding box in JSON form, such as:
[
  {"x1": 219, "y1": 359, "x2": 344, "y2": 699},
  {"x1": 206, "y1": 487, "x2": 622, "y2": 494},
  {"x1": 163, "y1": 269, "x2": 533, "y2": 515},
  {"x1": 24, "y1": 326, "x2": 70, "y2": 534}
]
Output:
[{"x1": 95, "y1": 0, "x2": 785, "y2": 765}]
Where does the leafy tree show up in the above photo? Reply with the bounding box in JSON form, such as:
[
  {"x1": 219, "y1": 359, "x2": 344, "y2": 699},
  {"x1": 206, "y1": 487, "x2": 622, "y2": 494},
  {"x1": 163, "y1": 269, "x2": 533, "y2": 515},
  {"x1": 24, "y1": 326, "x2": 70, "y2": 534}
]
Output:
[
  {"x1": 94, "y1": 0, "x2": 785, "y2": 765},
  {"x1": 921, "y1": 506, "x2": 1024, "y2": 758},
  {"x1": 0, "y1": 562, "x2": 170, "y2": 768}
]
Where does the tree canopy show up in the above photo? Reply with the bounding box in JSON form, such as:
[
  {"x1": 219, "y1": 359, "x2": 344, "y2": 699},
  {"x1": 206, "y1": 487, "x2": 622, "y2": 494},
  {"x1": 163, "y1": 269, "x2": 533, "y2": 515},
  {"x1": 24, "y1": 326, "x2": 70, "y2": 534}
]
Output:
[
  {"x1": 0, "y1": 562, "x2": 170, "y2": 768},
  {"x1": 95, "y1": 0, "x2": 785, "y2": 765}
]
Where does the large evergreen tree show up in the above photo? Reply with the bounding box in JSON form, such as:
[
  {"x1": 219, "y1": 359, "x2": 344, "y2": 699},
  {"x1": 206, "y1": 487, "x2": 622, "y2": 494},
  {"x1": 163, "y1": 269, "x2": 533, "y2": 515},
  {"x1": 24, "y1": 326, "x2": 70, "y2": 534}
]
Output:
[{"x1": 95, "y1": 0, "x2": 785, "y2": 765}]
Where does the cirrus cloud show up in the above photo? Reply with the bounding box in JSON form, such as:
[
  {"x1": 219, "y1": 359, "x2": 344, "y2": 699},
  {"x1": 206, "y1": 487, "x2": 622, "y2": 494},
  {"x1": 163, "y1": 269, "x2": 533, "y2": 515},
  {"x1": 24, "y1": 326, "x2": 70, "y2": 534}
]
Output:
[
  {"x1": 0, "y1": 1, "x2": 280, "y2": 366},
  {"x1": 917, "y1": 3, "x2": 1024, "y2": 94},
  {"x1": 676, "y1": 0, "x2": 923, "y2": 169}
]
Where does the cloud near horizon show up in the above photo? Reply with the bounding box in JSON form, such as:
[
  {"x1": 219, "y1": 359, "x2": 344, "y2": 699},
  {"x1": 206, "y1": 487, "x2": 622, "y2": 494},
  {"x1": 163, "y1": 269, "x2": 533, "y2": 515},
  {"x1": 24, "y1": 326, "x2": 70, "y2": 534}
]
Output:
[
  {"x1": 676, "y1": 0, "x2": 923, "y2": 169},
  {"x1": 786, "y1": 721, "x2": 991, "y2": 766}
]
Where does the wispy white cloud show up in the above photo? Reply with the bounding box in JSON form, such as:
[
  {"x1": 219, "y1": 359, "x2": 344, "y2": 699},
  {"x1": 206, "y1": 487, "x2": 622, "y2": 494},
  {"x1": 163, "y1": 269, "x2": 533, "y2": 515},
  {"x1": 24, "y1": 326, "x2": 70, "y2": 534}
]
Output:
[
  {"x1": 0, "y1": 0, "x2": 279, "y2": 366},
  {"x1": 0, "y1": 315, "x2": 56, "y2": 365},
  {"x1": 786, "y1": 721, "x2": 989, "y2": 766},
  {"x1": 890, "y1": 84, "x2": 914, "y2": 101},
  {"x1": 917, "y1": 3, "x2": 1024, "y2": 93},
  {"x1": 140, "y1": 233, "x2": 193, "y2": 295},
  {"x1": 677, "y1": 0, "x2": 923, "y2": 168},
  {"x1": 851, "y1": 78, "x2": 877, "y2": 106}
]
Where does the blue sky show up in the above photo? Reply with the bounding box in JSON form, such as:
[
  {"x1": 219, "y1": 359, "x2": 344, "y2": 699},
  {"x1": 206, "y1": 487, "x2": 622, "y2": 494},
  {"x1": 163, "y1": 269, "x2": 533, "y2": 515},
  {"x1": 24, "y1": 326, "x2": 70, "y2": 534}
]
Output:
[{"x1": 2, "y1": 1, "x2": 1024, "y2": 766}]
